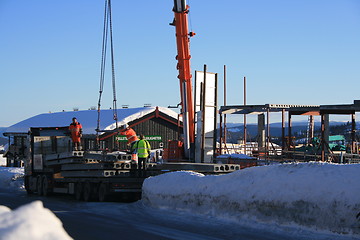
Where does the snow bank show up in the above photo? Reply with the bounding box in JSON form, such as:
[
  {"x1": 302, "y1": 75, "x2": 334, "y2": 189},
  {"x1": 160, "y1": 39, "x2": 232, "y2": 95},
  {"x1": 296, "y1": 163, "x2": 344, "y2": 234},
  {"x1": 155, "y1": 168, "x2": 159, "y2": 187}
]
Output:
[
  {"x1": 0, "y1": 154, "x2": 6, "y2": 166},
  {"x1": 0, "y1": 145, "x2": 5, "y2": 166},
  {"x1": 0, "y1": 168, "x2": 72, "y2": 239},
  {"x1": 0, "y1": 201, "x2": 72, "y2": 240},
  {"x1": 142, "y1": 162, "x2": 360, "y2": 235},
  {"x1": 0, "y1": 167, "x2": 24, "y2": 190}
]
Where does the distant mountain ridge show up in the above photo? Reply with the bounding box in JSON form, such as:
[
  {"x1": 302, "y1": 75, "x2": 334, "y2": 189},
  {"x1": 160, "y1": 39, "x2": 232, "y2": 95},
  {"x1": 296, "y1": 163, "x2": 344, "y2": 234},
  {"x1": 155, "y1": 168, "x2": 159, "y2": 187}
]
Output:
[
  {"x1": 0, "y1": 127, "x2": 7, "y2": 138},
  {"x1": 0, "y1": 127, "x2": 8, "y2": 146}
]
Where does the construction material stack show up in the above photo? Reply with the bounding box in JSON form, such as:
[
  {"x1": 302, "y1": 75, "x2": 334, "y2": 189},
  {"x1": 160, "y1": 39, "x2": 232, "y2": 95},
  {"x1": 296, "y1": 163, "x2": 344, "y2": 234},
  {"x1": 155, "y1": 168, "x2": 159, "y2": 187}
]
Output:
[
  {"x1": 24, "y1": 127, "x2": 240, "y2": 201},
  {"x1": 25, "y1": 127, "x2": 144, "y2": 201}
]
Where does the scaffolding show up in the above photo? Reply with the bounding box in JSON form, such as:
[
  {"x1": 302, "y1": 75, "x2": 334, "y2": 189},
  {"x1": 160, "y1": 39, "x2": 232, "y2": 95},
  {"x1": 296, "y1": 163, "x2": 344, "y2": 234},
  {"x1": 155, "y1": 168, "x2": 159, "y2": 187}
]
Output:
[{"x1": 218, "y1": 100, "x2": 360, "y2": 163}]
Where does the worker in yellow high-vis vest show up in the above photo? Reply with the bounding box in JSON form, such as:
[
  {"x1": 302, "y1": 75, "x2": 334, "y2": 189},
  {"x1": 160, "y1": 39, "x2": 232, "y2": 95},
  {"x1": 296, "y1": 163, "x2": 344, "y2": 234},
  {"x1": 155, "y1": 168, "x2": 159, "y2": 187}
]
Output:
[{"x1": 132, "y1": 134, "x2": 151, "y2": 176}]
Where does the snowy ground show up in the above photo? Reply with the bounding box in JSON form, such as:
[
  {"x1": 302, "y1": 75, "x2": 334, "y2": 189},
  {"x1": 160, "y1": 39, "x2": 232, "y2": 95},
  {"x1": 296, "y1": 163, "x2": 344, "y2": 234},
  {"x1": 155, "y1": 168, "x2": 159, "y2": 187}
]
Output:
[
  {"x1": 143, "y1": 162, "x2": 360, "y2": 237},
  {"x1": 0, "y1": 167, "x2": 72, "y2": 239},
  {"x1": 0, "y1": 145, "x2": 6, "y2": 166},
  {"x1": 1, "y1": 163, "x2": 360, "y2": 239},
  {"x1": 0, "y1": 201, "x2": 72, "y2": 240},
  {"x1": 0, "y1": 167, "x2": 24, "y2": 191},
  {"x1": 0, "y1": 155, "x2": 6, "y2": 166}
]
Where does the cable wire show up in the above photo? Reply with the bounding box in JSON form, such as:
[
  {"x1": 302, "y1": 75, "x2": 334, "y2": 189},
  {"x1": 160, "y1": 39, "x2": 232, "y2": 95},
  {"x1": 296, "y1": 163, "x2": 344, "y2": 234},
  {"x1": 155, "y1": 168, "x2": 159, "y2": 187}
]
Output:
[
  {"x1": 108, "y1": 0, "x2": 119, "y2": 129},
  {"x1": 96, "y1": 0, "x2": 119, "y2": 147}
]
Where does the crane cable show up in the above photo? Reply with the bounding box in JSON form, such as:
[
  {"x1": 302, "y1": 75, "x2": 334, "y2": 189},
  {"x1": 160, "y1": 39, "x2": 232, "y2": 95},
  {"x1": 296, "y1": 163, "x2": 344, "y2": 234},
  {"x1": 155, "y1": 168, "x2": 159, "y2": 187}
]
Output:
[
  {"x1": 96, "y1": 0, "x2": 109, "y2": 134},
  {"x1": 96, "y1": 0, "x2": 119, "y2": 146},
  {"x1": 187, "y1": 0, "x2": 194, "y2": 33},
  {"x1": 107, "y1": 0, "x2": 119, "y2": 127}
]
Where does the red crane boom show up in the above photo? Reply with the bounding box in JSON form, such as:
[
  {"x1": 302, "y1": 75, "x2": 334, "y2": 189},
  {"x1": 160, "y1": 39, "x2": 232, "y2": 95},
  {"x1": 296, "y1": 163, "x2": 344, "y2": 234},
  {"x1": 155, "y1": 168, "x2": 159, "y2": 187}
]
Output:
[{"x1": 172, "y1": 0, "x2": 195, "y2": 157}]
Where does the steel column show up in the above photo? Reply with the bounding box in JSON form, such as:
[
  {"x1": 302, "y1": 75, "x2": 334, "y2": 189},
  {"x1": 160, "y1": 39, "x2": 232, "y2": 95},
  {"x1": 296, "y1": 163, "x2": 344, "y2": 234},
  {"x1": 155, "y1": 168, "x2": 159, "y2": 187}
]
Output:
[
  {"x1": 213, "y1": 73, "x2": 218, "y2": 161},
  {"x1": 219, "y1": 113, "x2": 223, "y2": 154},
  {"x1": 243, "y1": 76, "x2": 247, "y2": 154},
  {"x1": 321, "y1": 114, "x2": 325, "y2": 161},
  {"x1": 200, "y1": 64, "x2": 207, "y2": 163},
  {"x1": 288, "y1": 113, "x2": 292, "y2": 150},
  {"x1": 223, "y1": 65, "x2": 227, "y2": 146},
  {"x1": 352, "y1": 114, "x2": 356, "y2": 153},
  {"x1": 266, "y1": 107, "x2": 270, "y2": 157},
  {"x1": 282, "y1": 109, "x2": 285, "y2": 150}
]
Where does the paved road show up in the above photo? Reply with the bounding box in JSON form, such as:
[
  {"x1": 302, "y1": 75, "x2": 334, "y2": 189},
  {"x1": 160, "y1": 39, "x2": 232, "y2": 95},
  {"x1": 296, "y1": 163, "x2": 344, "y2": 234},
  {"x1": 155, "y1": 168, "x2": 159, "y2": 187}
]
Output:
[{"x1": 0, "y1": 188, "x2": 355, "y2": 240}]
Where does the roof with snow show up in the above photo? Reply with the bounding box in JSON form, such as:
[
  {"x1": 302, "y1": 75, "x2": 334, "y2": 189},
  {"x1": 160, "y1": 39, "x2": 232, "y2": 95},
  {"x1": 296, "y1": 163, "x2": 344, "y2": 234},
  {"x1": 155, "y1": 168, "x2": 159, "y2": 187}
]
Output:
[{"x1": 3, "y1": 107, "x2": 180, "y2": 135}]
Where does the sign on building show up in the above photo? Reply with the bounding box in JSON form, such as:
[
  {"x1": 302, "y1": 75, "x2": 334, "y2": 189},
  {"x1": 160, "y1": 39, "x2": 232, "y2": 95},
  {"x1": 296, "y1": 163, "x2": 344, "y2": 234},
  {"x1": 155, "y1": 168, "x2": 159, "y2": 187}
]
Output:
[{"x1": 115, "y1": 135, "x2": 162, "y2": 142}]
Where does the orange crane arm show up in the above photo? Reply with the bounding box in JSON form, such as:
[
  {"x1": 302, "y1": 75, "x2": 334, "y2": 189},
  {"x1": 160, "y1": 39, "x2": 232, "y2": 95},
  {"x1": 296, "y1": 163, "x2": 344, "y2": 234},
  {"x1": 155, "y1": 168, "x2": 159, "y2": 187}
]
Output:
[{"x1": 172, "y1": 0, "x2": 195, "y2": 146}]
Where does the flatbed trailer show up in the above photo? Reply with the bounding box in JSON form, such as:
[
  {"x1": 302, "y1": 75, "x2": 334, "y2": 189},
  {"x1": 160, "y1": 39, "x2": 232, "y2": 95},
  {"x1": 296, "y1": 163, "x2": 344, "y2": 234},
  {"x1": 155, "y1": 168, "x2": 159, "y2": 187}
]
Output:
[{"x1": 24, "y1": 127, "x2": 240, "y2": 201}]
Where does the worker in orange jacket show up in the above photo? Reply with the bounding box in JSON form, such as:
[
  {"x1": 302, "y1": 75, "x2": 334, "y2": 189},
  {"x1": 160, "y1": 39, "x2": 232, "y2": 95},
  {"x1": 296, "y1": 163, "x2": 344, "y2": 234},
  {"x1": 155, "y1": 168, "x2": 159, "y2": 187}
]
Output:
[
  {"x1": 119, "y1": 124, "x2": 139, "y2": 149},
  {"x1": 69, "y1": 117, "x2": 83, "y2": 150}
]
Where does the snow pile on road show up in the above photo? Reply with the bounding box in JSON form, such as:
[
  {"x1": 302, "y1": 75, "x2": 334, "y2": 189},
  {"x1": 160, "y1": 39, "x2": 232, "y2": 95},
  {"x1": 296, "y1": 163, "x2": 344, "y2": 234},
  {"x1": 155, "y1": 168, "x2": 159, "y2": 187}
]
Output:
[
  {"x1": 0, "y1": 167, "x2": 24, "y2": 190},
  {"x1": 142, "y1": 162, "x2": 360, "y2": 235},
  {"x1": 0, "y1": 167, "x2": 72, "y2": 239},
  {"x1": 0, "y1": 201, "x2": 72, "y2": 240}
]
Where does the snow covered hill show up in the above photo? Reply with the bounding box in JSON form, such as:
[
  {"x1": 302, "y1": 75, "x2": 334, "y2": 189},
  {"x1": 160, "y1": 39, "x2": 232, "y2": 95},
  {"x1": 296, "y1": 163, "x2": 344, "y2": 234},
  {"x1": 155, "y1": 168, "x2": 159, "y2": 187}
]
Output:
[
  {"x1": 0, "y1": 127, "x2": 8, "y2": 146},
  {"x1": 143, "y1": 162, "x2": 360, "y2": 237},
  {"x1": 0, "y1": 127, "x2": 7, "y2": 134}
]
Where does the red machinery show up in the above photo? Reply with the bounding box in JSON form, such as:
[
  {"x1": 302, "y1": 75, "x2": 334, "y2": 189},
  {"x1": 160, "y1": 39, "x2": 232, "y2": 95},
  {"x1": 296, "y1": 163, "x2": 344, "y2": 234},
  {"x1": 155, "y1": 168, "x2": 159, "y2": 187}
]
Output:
[{"x1": 171, "y1": 0, "x2": 195, "y2": 157}]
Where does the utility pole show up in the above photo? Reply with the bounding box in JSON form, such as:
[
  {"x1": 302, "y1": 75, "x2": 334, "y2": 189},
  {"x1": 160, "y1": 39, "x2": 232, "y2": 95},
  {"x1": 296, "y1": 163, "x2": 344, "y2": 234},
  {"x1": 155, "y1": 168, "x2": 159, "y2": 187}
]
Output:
[
  {"x1": 223, "y1": 65, "x2": 227, "y2": 149},
  {"x1": 243, "y1": 76, "x2": 247, "y2": 154}
]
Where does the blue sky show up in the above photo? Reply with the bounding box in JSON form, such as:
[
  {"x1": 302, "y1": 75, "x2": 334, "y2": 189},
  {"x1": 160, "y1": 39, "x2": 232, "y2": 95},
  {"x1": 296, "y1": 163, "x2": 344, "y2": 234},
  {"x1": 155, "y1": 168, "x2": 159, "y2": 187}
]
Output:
[{"x1": 0, "y1": 0, "x2": 359, "y2": 126}]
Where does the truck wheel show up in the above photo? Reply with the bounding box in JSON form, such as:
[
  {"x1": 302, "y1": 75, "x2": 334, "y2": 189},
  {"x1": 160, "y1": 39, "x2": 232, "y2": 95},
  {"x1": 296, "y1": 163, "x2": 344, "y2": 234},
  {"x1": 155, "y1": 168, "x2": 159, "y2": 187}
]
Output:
[
  {"x1": 36, "y1": 175, "x2": 43, "y2": 196},
  {"x1": 83, "y1": 182, "x2": 92, "y2": 202},
  {"x1": 98, "y1": 183, "x2": 108, "y2": 202},
  {"x1": 75, "y1": 182, "x2": 83, "y2": 201},
  {"x1": 42, "y1": 175, "x2": 50, "y2": 196}
]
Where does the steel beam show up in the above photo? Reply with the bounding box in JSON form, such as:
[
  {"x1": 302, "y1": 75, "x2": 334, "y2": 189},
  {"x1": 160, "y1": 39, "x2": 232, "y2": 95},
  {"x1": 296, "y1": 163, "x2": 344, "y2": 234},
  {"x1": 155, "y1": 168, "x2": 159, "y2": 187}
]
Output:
[
  {"x1": 43, "y1": 151, "x2": 84, "y2": 161},
  {"x1": 84, "y1": 152, "x2": 132, "y2": 162},
  {"x1": 61, "y1": 163, "x2": 114, "y2": 171},
  {"x1": 46, "y1": 158, "x2": 87, "y2": 166},
  {"x1": 61, "y1": 170, "x2": 119, "y2": 178},
  {"x1": 152, "y1": 162, "x2": 240, "y2": 173}
]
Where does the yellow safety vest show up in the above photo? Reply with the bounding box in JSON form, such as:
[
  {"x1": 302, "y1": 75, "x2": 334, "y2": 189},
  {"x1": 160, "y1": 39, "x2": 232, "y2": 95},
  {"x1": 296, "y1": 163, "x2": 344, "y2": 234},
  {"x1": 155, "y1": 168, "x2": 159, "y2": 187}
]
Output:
[{"x1": 132, "y1": 139, "x2": 151, "y2": 158}]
